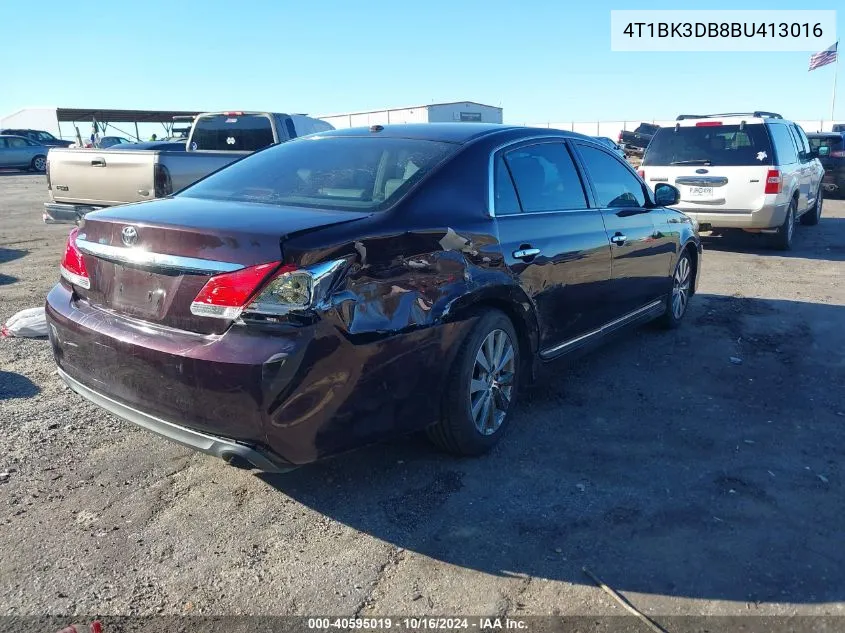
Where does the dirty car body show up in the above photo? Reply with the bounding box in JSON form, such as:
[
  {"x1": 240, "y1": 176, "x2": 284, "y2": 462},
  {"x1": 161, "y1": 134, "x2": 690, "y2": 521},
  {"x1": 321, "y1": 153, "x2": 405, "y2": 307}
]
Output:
[{"x1": 45, "y1": 124, "x2": 701, "y2": 471}]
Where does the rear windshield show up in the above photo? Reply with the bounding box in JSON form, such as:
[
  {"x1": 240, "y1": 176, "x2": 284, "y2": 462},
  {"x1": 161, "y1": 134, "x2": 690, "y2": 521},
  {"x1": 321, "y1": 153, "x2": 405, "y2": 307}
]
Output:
[
  {"x1": 189, "y1": 114, "x2": 275, "y2": 151},
  {"x1": 179, "y1": 136, "x2": 456, "y2": 211},
  {"x1": 643, "y1": 124, "x2": 774, "y2": 167},
  {"x1": 637, "y1": 124, "x2": 659, "y2": 134},
  {"x1": 807, "y1": 135, "x2": 844, "y2": 152}
]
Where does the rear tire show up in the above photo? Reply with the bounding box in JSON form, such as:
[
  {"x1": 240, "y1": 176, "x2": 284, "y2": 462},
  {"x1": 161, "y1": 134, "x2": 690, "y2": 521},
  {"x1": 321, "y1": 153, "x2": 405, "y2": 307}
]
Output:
[
  {"x1": 657, "y1": 249, "x2": 693, "y2": 329},
  {"x1": 30, "y1": 155, "x2": 46, "y2": 172},
  {"x1": 800, "y1": 187, "x2": 822, "y2": 226},
  {"x1": 770, "y1": 198, "x2": 796, "y2": 251},
  {"x1": 427, "y1": 309, "x2": 520, "y2": 456}
]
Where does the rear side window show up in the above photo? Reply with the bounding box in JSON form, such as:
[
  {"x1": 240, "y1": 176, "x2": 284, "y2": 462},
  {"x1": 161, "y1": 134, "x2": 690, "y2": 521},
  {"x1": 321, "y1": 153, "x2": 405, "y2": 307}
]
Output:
[
  {"x1": 577, "y1": 144, "x2": 646, "y2": 208},
  {"x1": 643, "y1": 124, "x2": 773, "y2": 167},
  {"x1": 768, "y1": 124, "x2": 798, "y2": 165},
  {"x1": 190, "y1": 114, "x2": 275, "y2": 151},
  {"x1": 180, "y1": 136, "x2": 455, "y2": 211},
  {"x1": 494, "y1": 156, "x2": 521, "y2": 215},
  {"x1": 503, "y1": 142, "x2": 587, "y2": 213},
  {"x1": 7, "y1": 137, "x2": 29, "y2": 148}
]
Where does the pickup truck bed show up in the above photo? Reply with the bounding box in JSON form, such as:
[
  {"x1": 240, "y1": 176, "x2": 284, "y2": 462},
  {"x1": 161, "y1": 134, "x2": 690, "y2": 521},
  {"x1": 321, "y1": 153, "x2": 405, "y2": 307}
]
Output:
[{"x1": 45, "y1": 148, "x2": 244, "y2": 223}]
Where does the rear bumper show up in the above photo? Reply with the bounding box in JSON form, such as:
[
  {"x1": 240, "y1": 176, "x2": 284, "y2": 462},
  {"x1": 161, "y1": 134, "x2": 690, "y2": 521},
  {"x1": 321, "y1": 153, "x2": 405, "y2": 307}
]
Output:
[
  {"x1": 46, "y1": 282, "x2": 469, "y2": 467},
  {"x1": 43, "y1": 202, "x2": 102, "y2": 225},
  {"x1": 57, "y1": 367, "x2": 294, "y2": 472},
  {"x1": 673, "y1": 200, "x2": 788, "y2": 230}
]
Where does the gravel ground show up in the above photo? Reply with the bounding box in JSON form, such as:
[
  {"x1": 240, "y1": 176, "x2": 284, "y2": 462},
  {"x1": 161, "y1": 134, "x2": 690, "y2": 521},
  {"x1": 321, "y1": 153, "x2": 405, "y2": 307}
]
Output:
[{"x1": 1, "y1": 172, "x2": 844, "y2": 621}]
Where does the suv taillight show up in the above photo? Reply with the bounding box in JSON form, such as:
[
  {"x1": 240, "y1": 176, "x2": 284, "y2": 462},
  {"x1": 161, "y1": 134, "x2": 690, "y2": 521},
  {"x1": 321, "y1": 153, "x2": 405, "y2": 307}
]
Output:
[
  {"x1": 765, "y1": 169, "x2": 782, "y2": 194},
  {"x1": 154, "y1": 163, "x2": 172, "y2": 197},
  {"x1": 60, "y1": 227, "x2": 90, "y2": 289}
]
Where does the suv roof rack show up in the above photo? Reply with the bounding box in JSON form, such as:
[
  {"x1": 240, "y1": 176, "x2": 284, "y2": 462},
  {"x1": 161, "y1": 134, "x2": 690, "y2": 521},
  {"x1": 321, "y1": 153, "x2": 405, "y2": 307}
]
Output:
[{"x1": 675, "y1": 111, "x2": 783, "y2": 121}]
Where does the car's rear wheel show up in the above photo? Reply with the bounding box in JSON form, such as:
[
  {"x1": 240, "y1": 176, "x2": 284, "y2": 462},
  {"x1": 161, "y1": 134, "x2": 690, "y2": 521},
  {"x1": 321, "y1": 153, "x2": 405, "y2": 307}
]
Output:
[
  {"x1": 800, "y1": 187, "x2": 822, "y2": 226},
  {"x1": 30, "y1": 155, "x2": 46, "y2": 172},
  {"x1": 770, "y1": 198, "x2": 796, "y2": 250},
  {"x1": 657, "y1": 249, "x2": 693, "y2": 329},
  {"x1": 428, "y1": 309, "x2": 520, "y2": 456}
]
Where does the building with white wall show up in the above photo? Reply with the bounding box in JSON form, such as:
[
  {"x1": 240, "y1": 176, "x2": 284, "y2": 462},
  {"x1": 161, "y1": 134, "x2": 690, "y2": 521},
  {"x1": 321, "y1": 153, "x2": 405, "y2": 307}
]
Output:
[{"x1": 317, "y1": 101, "x2": 503, "y2": 129}]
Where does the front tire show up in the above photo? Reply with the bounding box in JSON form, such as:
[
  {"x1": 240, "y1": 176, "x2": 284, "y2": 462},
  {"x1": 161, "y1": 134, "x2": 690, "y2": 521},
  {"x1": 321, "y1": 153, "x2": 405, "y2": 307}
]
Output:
[
  {"x1": 657, "y1": 250, "x2": 693, "y2": 329},
  {"x1": 428, "y1": 309, "x2": 520, "y2": 456},
  {"x1": 30, "y1": 155, "x2": 47, "y2": 172},
  {"x1": 800, "y1": 187, "x2": 822, "y2": 226},
  {"x1": 770, "y1": 198, "x2": 796, "y2": 250}
]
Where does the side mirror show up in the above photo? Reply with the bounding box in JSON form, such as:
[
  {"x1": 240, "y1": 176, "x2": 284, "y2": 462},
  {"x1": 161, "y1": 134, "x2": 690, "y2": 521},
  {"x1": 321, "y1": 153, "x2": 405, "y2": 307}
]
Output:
[
  {"x1": 817, "y1": 146, "x2": 831, "y2": 157},
  {"x1": 654, "y1": 183, "x2": 681, "y2": 206}
]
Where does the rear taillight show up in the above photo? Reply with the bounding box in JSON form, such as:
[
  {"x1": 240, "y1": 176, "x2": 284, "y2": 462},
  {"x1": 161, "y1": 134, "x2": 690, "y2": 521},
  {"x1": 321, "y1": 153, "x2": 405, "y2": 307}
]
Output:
[
  {"x1": 60, "y1": 227, "x2": 90, "y2": 289},
  {"x1": 45, "y1": 158, "x2": 51, "y2": 190},
  {"x1": 764, "y1": 169, "x2": 782, "y2": 194},
  {"x1": 154, "y1": 163, "x2": 172, "y2": 197},
  {"x1": 190, "y1": 259, "x2": 347, "y2": 319}
]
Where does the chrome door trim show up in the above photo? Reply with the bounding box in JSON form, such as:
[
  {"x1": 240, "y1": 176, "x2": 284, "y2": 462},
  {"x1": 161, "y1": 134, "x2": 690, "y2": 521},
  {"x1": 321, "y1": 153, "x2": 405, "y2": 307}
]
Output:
[
  {"x1": 539, "y1": 299, "x2": 664, "y2": 359},
  {"x1": 76, "y1": 238, "x2": 244, "y2": 274}
]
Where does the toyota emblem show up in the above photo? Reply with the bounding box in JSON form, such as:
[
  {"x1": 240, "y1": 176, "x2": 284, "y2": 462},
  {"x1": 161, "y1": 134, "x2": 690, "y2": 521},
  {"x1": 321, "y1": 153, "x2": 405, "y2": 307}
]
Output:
[{"x1": 121, "y1": 226, "x2": 139, "y2": 246}]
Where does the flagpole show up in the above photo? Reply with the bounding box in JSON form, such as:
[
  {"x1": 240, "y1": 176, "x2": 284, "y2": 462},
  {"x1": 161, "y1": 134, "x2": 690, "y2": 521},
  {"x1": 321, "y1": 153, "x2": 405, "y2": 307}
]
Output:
[{"x1": 832, "y1": 41, "x2": 839, "y2": 124}]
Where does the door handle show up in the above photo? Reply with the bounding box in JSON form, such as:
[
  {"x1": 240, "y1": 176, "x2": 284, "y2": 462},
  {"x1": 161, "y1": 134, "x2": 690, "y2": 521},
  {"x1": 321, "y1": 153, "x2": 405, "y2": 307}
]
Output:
[
  {"x1": 610, "y1": 233, "x2": 627, "y2": 246},
  {"x1": 91, "y1": 158, "x2": 106, "y2": 167},
  {"x1": 513, "y1": 247, "x2": 541, "y2": 260}
]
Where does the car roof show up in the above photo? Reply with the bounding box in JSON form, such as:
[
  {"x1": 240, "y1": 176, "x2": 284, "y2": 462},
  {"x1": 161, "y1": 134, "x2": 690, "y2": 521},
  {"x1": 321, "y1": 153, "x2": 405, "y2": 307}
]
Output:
[
  {"x1": 311, "y1": 123, "x2": 595, "y2": 144},
  {"x1": 672, "y1": 116, "x2": 792, "y2": 127},
  {"x1": 0, "y1": 134, "x2": 32, "y2": 140}
]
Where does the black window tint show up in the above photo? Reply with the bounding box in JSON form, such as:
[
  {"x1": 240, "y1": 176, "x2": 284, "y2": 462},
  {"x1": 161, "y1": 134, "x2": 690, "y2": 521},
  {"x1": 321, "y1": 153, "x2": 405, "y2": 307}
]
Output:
[
  {"x1": 643, "y1": 125, "x2": 773, "y2": 167},
  {"x1": 503, "y1": 143, "x2": 586, "y2": 212},
  {"x1": 190, "y1": 114, "x2": 275, "y2": 151},
  {"x1": 577, "y1": 144, "x2": 645, "y2": 208},
  {"x1": 769, "y1": 124, "x2": 798, "y2": 164},
  {"x1": 494, "y1": 156, "x2": 520, "y2": 215}
]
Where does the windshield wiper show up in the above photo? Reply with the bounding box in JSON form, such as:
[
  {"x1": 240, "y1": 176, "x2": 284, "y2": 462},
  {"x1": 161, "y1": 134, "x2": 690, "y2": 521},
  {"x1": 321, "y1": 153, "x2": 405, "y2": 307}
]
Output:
[{"x1": 670, "y1": 159, "x2": 712, "y2": 165}]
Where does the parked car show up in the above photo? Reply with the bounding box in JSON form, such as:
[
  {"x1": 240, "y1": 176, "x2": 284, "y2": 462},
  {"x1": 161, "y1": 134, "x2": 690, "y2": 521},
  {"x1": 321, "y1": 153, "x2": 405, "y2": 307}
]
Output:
[
  {"x1": 0, "y1": 128, "x2": 73, "y2": 147},
  {"x1": 46, "y1": 123, "x2": 701, "y2": 472},
  {"x1": 96, "y1": 136, "x2": 133, "y2": 148},
  {"x1": 43, "y1": 111, "x2": 334, "y2": 224},
  {"x1": 593, "y1": 136, "x2": 627, "y2": 158},
  {"x1": 618, "y1": 123, "x2": 659, "y2": 154},
  {"x1": 806, "y1": 131, "x2": 845, "y2": 197},
  {"x1": 0, "y1": 135, "x2": 48, "y2": 171},
  {"x1": 640, "y1": 112, "x2": 825, "y2": 250}
]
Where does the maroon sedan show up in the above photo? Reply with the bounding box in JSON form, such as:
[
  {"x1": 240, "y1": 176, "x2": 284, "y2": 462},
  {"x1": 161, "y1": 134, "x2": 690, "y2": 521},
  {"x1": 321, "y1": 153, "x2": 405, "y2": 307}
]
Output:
[{"x1": 47, "y1": 124, "x2": 700, "y2": 471}]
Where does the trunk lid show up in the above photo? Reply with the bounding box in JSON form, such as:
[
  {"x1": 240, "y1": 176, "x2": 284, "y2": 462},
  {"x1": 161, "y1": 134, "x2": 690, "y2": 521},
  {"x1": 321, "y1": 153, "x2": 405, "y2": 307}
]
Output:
[
  {"x1": 75, "y1": 196, "x2": 369, "y2": 334},
  {"x1": 641, "y1": 165, "x2": 771, "y2": 212}
]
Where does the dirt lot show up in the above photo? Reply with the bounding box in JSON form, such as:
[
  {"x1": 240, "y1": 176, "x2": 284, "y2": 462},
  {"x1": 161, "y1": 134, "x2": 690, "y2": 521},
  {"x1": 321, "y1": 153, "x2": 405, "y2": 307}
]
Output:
[{"x1": 1, "y1": 172, "x2": 844, "y2": 621}]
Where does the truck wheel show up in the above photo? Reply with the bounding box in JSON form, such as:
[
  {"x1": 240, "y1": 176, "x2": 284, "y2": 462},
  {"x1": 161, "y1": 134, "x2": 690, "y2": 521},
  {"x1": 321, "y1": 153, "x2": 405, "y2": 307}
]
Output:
[
  {"x1": 30, "y1": 155, "x2": 47, "y2": 172},
  {"x1": 800, "y1": 187, "x2": 822, "y2": 226},
  {"x1": 770, "y1": 199, "x2": 796, "y2": 251},
  {"x1": 428, "y1": 309, "x2": 520, "y2": 456}
]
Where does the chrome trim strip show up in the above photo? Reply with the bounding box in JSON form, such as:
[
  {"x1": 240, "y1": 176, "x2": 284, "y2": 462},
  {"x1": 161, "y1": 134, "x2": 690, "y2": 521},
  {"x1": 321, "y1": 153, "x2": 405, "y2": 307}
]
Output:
[
  {"x1": 540, "y1": 300, "x2": 663, "y2": 359},
  {"x1": 76, "y1": 238, "x2": 244, "y2": 274},
  {"x1": 57, "y1": 368, "x2": 293, "y2": 473}
]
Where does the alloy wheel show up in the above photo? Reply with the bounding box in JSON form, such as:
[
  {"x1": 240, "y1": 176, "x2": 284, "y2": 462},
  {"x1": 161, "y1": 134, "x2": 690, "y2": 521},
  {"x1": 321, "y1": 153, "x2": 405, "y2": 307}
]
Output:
[
  {"x1": 672, "y1": 255, "x2": 691, "y2": 319},
  {"x1": 34, "y1": 156, "x2": 46, "y2": 171},
  {"x1": 469, "y1": 328, "x2": 515, "y2": 436}
]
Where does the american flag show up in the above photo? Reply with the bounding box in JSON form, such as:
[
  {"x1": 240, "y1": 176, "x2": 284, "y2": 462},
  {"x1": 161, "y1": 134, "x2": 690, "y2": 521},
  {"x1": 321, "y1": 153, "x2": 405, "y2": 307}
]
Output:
[{"x1": 809, "y1": 42, "x2": 838, "y2": 71}]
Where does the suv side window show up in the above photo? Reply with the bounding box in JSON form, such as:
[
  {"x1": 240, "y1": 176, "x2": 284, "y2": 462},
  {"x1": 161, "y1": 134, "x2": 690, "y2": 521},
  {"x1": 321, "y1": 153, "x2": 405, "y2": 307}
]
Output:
[
  {"x1": 792, "y1": 125, "x2": 811, "y2": 159},
  {"x1": 503, "y1": 142, "x2": 587, "y2": 213},
  {"x1": 769, "y1": 124, "x2": 798, "y2": 165},
  {"x1": 575, "y1": 143, "x2": 646, "y2": 208}
]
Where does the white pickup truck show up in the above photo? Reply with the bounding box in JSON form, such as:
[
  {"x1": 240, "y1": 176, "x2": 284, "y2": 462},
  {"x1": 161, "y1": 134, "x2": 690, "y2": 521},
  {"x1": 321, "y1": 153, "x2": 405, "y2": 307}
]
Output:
[{"x1": 44, "y1": 112, "x2": 333, "y2": 223}]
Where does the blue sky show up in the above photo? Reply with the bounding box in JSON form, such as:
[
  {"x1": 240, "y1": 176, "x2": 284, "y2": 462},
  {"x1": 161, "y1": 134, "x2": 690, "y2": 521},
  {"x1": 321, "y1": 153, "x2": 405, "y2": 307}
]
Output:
[{"x1": 3, "y1": 0, "x2": 842, "y2": 125}]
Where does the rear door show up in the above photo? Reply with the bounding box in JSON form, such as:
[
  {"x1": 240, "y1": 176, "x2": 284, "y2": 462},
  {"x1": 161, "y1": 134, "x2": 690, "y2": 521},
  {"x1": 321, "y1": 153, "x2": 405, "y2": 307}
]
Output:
[
  {"x1": 768, "y1": 123, "x2": 802, "y2": 206},
  {"x1": 641, "y1": 124, "x2": 773, "y2": 213},
  {"x1": 492, "y1": 140, "x2": 613, "y2": 353},
  {"x1": 573, "y1": 141, "x2": 672, "y2": 315},
  {"x1": 5, "y1": 136, "x2": 34, "y2": 168}
]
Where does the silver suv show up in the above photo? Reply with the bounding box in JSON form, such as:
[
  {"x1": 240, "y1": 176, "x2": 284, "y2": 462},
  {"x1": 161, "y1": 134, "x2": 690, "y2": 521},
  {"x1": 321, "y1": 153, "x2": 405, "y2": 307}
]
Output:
[{"x1": 640, "y1": 111, "x2": 825, "y2": 249}]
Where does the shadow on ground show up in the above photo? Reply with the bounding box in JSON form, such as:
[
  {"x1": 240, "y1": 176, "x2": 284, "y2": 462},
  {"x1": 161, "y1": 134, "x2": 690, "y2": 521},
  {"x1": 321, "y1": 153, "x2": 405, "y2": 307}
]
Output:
[
  {"x1": 260, "y1": 295, "x2": 845, "y2": 604},
  {"x1": 0, "y1": 370, "x2": 41, "y2": 400},
  {"x1": 0, "y1": 246, "x2": 27, "y2": 265}
]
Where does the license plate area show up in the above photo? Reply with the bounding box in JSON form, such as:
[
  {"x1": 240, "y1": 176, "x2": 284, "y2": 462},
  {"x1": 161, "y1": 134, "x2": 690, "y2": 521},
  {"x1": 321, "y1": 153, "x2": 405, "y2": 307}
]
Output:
[
  {"x1": 687, "y1": 186, "x2": 714, "y2": 198},
  {"x1": 110, "y1": 264, "x2": 175, "y2": 319}
]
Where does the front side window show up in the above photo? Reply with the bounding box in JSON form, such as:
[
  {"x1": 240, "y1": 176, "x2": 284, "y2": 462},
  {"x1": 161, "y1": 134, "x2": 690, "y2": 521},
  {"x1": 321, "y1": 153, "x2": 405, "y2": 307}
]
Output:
[
  {"x1": 577, "y1": 144, "x2": 645, "y2": 208},
  {"x1": 769, "y1": 124, "x2": 798, "y2": 164},
  {"x1": 180, "y1": 136, "x2": 455, "y2": 211},
  {"x1": 503, "y1": 142, "x2": 587, "y2": 213},
  {"x1": 35, "y1": 131, "x2": 57, "y2": 142}
]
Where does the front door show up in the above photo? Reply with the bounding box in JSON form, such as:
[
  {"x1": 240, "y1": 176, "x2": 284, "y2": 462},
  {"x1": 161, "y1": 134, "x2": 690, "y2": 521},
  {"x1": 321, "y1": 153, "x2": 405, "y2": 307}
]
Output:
[
  {"x1": 572, "y1": 141, "x2": 673, "y2": 315},
  {"x1": 492, "y1": 140, "x2": 612, "y2": 353}
]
